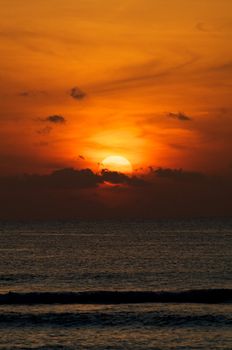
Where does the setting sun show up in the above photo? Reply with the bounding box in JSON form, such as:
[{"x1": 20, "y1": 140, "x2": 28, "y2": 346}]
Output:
[
  {"x1": 0, "y1": 1, "x2": 232, "y2": 348},
  {"x1": 101, "y1": 155, "x2": 133, "y2": 174}
]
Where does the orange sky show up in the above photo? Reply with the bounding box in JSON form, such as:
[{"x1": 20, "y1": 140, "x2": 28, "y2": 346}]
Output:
[{"x1": 1, "y1": 0, "x2": 232, "y2": 176}]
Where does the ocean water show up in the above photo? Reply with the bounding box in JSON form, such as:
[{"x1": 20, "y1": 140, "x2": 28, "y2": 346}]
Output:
[{"x1": 0, "y1": 220, "x2": 231, "y2": 349}]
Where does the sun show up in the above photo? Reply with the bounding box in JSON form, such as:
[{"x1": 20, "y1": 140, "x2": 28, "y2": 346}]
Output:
[{"x1": 101, "y1": 155, "x2": 133, "y2": 174}]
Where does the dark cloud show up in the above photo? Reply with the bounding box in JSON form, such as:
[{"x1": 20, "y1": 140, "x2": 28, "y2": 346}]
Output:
[
  {"x1": 48, "y1": 168, "x2": 100, "y2": 188},
  {"x1": 0, "y1": 168, "x2": 99, "y2": 190},
  {"x1": 101, "y1": 169, "x2": 146, "y2": 186},
  {"x1": 70, "y1": 87, "x2": 86, "y2": 100},
  {"x1": 167, "y1": 112, "x2": 192, "y2": 121},
  {"x1": 0, "y1": 166, "x2": 208, "y2": 191},
  {"x1": 0, "y1": 167, "x2": 232, "y2": 220},
  {"x1": 79, "y1": 155, "x2": 85, "y2": 160},
  {"x1": 45, "y1": 115, "x2": 66, "y2": 124},
  {"x1": 153, "y1": 167, "x2": 205, "y2": 181},
  {"x1": 36, "y1": 115, "x2": 66, "y2": 134},
  {"x1": 0, "y1": 168, "x2": 145, "y2": 191}
]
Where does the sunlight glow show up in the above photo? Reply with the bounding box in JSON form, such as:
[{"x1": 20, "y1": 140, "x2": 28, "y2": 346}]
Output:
[{"x1": 101, "y1": 155, "x2": 133, "y2": 173}]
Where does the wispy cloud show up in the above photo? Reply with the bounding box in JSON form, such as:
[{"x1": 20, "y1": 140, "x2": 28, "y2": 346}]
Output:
[
  {"x1": 36, "y1": 115, "x2": 66, "y2": 134},
  {"x1": 89, "y1": 55, "x2": 198, "y2": 94},
  {"x1": 18, "y1": 90, "x2": 47, "y2": 97},
  {"x1": 167, "y1": 112, "x2": 192, "y2": 121},
  {"x1": 44, "y1": 115, "x2": 66, "y2": 124},
  {"x1": 70, "y1": 87, "x2": 86, "y2": 100},
  {"x1": 195, "y1": 21, "x2": 229, "y2": 33},
  {"x1": 209, "y1": 61, "x2": 232, "y2": 73},
  {"x1": 37, "y1": 126, "x2": 52, "y2": 135}
]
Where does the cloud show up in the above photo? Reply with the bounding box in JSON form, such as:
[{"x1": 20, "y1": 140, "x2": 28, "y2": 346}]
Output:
[
  {"x1": 18, "y1": 90, "x2": 47, "y2": 97},
  {"x1": 35, "y1": 141, "x2": 49, "y2": 147},
  {"x1": 49, "y1": 168, "x2": 100, "y2": 188},
  {"x1": 37, "y1": 126, "x2": 52, "y2": 135},
  {"x1": 0, "y1": 29, "x2": 83, "y2": 54},
  {"x1": 44, "y1": 115, "x2": 66, "y2": 124},
  {"x1": 101, "y1": 169, "x2": 146, "y2": 186},
  {"x1": 209, "y1": 61, "x2": 232, "y2": 73},
  {"x1": 0, "y1": 168, "x2": 146, "y2": 191},
  {"x1": 36, "y1": 115, "x2": 66, "y2": 134},
  {"x1": 152, "y1": 167, "x2": 205, "y2": 181},
  {"x1": 89, "y1": 55, "x2": 198, "y2": 94},
  {"x1": 196, "y1": 22, "x2": 216, "y2": 32},
  {"x1": 168, "y1": 143, "x2": 188, "y2": 150},
  {"x1": 78, "y1": 155, "x2": 85, "y2": 160},
  {"x1": 70, "y1": 87, "x2": 86, "y2": 100},
  {"x1": 1, "y1": 167, "x2": 232, "y2": 220},
  {"x1": 167, "y1": 112, "x2": 192, "y2": 121},
  {"x1": 195, "y1": 22, "x2": 225, "y2": 33},
  {"x1": 0, "y1": 168, "x2": 99, "y2": 190}
]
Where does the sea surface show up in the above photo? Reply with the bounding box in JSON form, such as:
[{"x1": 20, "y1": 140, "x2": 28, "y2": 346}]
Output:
[{"x1": 0, "y1": 219, "x2": 231, "y2": 349}]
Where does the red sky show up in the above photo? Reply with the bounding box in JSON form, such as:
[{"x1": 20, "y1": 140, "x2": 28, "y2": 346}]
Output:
[{"x1": 1, "y1": 0, "x2": 232, "y2": 219}]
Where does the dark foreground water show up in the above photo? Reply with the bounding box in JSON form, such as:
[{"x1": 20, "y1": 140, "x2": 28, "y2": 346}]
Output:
[{"x1": 0, "y1": 220, "x2": 231, "y2": 349}]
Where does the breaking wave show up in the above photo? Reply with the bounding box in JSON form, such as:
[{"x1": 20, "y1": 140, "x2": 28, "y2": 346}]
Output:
[
  {"x1": 0, "y1": 311, "x2": 231, "y2": 328},
  {"x1": 0, "y1": 289, "x2": 231, "y2": 305}
]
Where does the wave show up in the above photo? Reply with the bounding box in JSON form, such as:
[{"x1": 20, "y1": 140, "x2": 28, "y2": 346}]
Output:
[
  {"x1": 0, "y1": 289, "x2": 231, "y2": 305},
  {"x1": 0, "y1": 273, "x2": 46, "y2": 282},
  {"x1": 0, "y1": 311, "x2": 231, "y2": 328}
]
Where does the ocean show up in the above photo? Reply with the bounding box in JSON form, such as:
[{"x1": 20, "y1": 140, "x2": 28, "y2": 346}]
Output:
[{"x1": 0, "y1": 220, "x2": 231, "y2": 349}]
